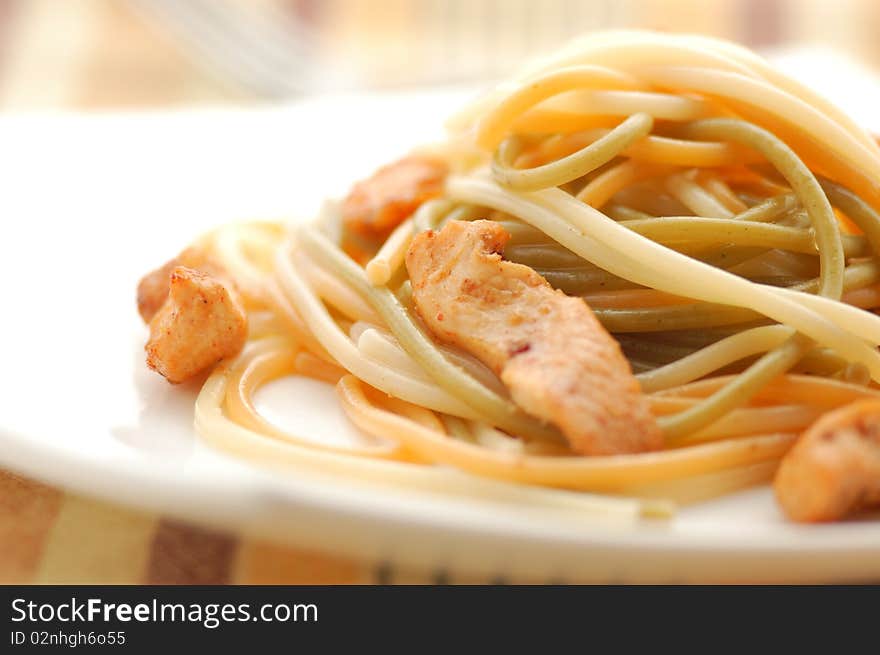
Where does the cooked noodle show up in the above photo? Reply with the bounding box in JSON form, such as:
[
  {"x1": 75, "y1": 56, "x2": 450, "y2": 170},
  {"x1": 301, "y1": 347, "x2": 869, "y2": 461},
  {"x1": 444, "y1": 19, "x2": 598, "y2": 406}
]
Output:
[{"x1": 180, "y1": 31, "x2": 880, "y2": 519}]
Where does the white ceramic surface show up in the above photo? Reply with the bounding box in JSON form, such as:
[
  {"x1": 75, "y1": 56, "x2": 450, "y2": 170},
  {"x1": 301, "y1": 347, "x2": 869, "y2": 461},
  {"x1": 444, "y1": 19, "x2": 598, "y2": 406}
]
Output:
[{"x1": 2, "y1": 65, "x2": 879, "y2": 583}]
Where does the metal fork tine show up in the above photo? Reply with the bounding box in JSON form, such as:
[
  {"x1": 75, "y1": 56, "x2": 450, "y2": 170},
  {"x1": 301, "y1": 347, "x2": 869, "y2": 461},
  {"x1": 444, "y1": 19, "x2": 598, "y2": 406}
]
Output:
[
  {"x1": 188, "y1": 0, "x2": 315, "y2": 61},
  {"x1": 128, "y1": 0, "x2": 317, "y2": 97}
]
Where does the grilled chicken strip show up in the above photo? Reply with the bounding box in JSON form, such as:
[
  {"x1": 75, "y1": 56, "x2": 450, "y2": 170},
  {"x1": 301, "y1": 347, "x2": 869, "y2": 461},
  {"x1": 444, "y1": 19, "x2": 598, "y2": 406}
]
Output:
[
  {"x1": 405, "y1": 219, "x2": 662, "y2": 455},
  {"x1": 342, "y1": 155, "x2": 448, "y2": 239},
  {"x1": 144, "y1": 266, "x2": 247, "y2": 384},
  {"x1": 138, "y1": 247, "x2": 247, "y2": 383},
  {"x1": 775, "y1": 399, "x2": 880, "y2": 522}
]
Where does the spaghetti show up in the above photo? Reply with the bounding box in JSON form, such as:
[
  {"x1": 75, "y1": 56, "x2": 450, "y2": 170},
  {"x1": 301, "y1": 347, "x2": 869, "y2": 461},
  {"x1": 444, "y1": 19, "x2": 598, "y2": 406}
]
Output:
[{"x1": 147, "y1": 31, "x2": 880, "y2": 521}]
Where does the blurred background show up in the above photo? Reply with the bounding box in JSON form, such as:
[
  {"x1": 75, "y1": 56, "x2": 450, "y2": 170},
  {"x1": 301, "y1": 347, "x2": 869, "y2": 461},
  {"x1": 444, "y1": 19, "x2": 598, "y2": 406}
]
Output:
[{"x1": 0, "y1": 0, "x2": 879, "y2": 111}]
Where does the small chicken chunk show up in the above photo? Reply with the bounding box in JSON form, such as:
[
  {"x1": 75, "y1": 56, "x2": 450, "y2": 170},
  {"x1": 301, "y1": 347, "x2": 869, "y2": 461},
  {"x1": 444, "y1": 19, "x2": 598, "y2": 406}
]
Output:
[
  {"x1": 137, "y1": 246, "x2": 224, "y2": 322},
  {"x1": 774, "y1": 399, "x2": 880, "y2": 523},
  {"x1": 145, "y1": 266, "x2": 247, "y2": 383},
  {"x1": 342, "y1": 155, "x2": 448, "y2": 239},
  {"x1": 405, "y1": 219, "x2": 662, "y2": 456}
]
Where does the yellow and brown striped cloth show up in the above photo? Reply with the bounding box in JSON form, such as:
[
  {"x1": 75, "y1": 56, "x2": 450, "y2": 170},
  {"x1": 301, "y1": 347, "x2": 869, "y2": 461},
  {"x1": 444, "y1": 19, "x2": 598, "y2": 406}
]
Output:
[{"x1": 0, "y1": 469, "x2": 402, "y2": 584}]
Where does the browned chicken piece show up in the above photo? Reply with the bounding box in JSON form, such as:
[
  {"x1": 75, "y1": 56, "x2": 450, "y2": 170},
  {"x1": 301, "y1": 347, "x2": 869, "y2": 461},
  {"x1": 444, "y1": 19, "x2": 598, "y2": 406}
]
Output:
[
  {"x1": 341, "y1": 155, "x2": 448, "y2": 239},
  {"x1": 774, "y1": 399, "x2": 880, "y2": 523},
  {"x1": 137, "y1": 246, "x2": 225, "y2": 322},
  {"x1": 405, "y1": 219, "x2": 662, "y2": 456},
  {"x1": 145, "y1": 266, "x2": 247, "y2": 383}
]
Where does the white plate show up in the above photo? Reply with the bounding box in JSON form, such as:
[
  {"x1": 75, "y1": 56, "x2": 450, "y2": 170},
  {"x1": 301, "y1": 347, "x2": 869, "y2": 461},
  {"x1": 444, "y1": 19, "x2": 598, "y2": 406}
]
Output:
[{"x1": 2, "y1": 72, "x2": 880, "y2": 584}]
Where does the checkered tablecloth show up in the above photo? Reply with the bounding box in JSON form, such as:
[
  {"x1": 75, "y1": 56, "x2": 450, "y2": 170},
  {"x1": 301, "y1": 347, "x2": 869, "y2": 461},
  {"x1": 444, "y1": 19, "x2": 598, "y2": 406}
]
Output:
[{"x1": 0, "y1": 471, "x2": 392, "y2": 584}]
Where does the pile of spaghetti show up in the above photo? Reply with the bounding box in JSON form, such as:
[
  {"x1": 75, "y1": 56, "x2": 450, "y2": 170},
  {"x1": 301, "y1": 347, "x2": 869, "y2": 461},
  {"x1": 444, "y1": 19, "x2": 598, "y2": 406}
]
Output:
[{"x1": 149, "y1": 32, "x2": 880, "y2": 522}]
